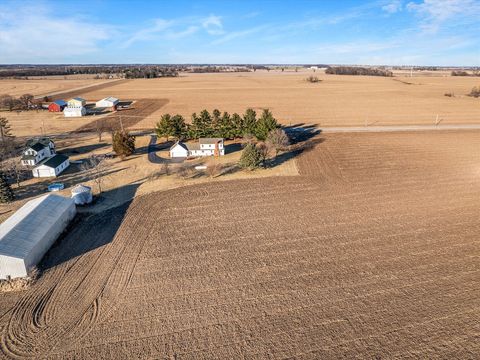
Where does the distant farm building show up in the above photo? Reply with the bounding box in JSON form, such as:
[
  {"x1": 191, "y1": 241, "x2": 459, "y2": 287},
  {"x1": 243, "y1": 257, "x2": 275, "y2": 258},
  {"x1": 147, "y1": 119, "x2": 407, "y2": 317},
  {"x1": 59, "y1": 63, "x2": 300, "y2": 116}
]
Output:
[
  {"x1": 33, "y1": 154, "x2": 70, "y2": 178},
  {"x1": 21, "y1": 137, "x2": 55, "y2": 166},
  {"x1": 67, "y1": 97, "x2": 86, "y2": 107},
  {"x1": 63, "y1": 106, "x2": 86, "y2": 117},
  {"x1": 96, "y1": 96, "x2": 119, "y2": 110},
  {"x1": 0, "y1": 194, "x2": 76, "y2": 279},
  {"x1": 170, "y1": 138, "x2": 225, "y2": 158},
  {"x1": 48, "y1": 100, "x2": 67, "y2": 112}
]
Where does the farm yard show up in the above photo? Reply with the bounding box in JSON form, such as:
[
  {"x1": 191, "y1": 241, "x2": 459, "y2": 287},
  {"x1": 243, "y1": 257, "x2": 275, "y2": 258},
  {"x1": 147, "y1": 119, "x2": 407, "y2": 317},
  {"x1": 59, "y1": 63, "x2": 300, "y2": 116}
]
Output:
[{"x1": 1, "y1": 129, "x2": 479, "y2": 358}]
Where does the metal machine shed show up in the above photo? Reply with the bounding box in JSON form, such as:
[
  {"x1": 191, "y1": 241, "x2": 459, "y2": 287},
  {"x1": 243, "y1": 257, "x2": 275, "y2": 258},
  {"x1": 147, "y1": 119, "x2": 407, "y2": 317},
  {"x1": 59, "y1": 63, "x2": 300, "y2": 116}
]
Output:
[{"x1": 0, "y1": 194, "x2": 76, "y2": 279}]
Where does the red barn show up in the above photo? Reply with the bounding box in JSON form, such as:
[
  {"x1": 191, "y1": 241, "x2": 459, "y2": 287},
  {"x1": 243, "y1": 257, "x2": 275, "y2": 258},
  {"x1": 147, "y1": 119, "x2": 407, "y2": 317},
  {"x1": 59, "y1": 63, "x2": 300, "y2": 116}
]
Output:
[{"x1": 48, "y1": 100, "x2": 67, "y2": 112}]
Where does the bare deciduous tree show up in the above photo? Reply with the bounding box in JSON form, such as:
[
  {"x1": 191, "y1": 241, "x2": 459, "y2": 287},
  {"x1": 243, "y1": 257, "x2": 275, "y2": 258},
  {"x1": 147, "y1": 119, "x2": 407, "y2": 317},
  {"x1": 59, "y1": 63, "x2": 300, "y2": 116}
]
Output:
[
  {"x1": 162, "y1": 162, "x2": 170, "y2": 176},
  {"x1": 81, "y1": 155, "x2": 108, "y2": 194},
  {"x1": 206, "y1": 160, "x2": 222, "y2": 178},
  {"x1": 266, "y1": 129, "x2": 290, "y2": 156}
]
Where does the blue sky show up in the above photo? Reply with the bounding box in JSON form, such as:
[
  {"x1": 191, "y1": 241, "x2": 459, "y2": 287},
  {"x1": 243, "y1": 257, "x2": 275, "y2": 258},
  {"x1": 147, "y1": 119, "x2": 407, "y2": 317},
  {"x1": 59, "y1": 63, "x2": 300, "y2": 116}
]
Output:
[{"x1": 0, "y1": 0, "x2": 479, "y2": 65}]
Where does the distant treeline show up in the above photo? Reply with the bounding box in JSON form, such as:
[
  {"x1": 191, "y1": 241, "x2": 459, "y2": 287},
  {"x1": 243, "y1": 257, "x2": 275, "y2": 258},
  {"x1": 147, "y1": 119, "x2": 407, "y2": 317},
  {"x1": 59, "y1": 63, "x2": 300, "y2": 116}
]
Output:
[
  {"x1": 189, "y1": 66, "x2": 251, "y2": 73},
  {"x1": 325, "y1": 66, "x2": 393, "y2": 77},
  {"x1": 451, "y1": 70, "x2": 480, "y2": 77},
  {"x1": 0, "y1": 65, "x2": 181, "y2": 78}
]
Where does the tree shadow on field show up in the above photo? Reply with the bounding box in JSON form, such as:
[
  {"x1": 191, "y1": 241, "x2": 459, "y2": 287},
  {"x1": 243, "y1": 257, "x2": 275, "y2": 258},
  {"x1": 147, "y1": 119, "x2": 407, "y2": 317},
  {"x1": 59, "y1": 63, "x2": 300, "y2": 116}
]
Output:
[
  {"x1": 58, "y1": 142, "x2": 109, "y2": 156},
  {"x1": 40, "y1": 183, "x2": 140, "y2": 272},
  {"x1": 265, "y1": 124, "x2": 324, "y2": 168}
]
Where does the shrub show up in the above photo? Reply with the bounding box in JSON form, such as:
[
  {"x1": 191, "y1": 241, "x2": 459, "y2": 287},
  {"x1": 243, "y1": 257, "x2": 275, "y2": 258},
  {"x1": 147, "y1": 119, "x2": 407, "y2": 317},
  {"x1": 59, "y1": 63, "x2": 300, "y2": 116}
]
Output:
[
  {"x1": 112, "y1": 131, "x2": 135, "y2": 159},
  {"x1": 306, "y1": 76, "x2": 321, "y2": 83},
  {"x1": 468, "y1": 86, "x2": 480, "y2": 98}
]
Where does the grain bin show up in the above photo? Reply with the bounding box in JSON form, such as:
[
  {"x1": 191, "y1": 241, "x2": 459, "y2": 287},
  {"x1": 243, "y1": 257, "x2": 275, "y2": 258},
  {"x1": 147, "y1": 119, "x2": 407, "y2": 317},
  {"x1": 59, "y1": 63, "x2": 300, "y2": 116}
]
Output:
[{"x1": 71, "y1": 185, "x2": 93, "y2": 205}]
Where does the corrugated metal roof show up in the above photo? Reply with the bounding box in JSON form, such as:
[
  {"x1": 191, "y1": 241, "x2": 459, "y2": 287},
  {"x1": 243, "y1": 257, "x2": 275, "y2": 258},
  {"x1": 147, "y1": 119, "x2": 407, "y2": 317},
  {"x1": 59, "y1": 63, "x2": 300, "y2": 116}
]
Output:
[
  {"x1": 53, "y1": 100, "x2": 67, "y2": 106},
  {"x1": 0, "y1": 195, "x2": 75, "y2": 259},
  {"x1": 71, "y1": 97, "x2": 85, "y2": 102}
]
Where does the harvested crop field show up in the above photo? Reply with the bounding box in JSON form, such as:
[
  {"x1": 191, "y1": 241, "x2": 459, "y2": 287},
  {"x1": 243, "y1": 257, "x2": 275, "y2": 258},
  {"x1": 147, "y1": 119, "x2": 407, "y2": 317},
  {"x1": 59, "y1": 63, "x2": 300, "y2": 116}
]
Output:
[
  {"x1": 80, "y1": 70, "x2": 480, "y2": 128},
  {"x1": 1, "y1": 130, "x2": 479, "y2": 358}
]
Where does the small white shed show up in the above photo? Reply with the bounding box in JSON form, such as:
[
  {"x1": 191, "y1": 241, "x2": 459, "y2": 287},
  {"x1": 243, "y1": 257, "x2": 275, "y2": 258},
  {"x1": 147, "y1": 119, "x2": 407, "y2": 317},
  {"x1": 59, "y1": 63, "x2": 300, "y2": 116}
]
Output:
[
  {"x1": 96, "y1": 97, "x2": 119, "y2": 109},
  {"x1": 33, "y1": 154, "x2": 70, "y2": 178},
  {"x1": 0, "y1": 194, "x2": 76, "y2": 279},
  {"x1": 64, "y1": 106, "x2": 86, "y2": 117},
  {"x1": 169, "y1": 141, "x2": 189, "y2": 158}
]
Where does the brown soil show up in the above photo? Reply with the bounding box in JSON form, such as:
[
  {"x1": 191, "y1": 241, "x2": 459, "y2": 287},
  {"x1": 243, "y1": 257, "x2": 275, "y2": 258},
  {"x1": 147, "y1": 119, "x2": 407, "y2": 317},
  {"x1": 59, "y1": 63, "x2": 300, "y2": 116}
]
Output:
[{"x1": 1, "y1": 130, "x2": 479, "y2": 358}]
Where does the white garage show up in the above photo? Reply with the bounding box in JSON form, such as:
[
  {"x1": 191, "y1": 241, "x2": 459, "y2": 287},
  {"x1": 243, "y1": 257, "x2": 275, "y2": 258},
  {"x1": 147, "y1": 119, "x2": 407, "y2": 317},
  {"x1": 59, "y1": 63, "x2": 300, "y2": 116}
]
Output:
[
  {"x1": 0, "y1": 194, "x2": 76, "y2": 279},
  {"x1": 33, "y1": 154, "x2": 70, "y2": 178},
  {"x1": 169, "y1": 141, "x2": 189, "y2": 158}
]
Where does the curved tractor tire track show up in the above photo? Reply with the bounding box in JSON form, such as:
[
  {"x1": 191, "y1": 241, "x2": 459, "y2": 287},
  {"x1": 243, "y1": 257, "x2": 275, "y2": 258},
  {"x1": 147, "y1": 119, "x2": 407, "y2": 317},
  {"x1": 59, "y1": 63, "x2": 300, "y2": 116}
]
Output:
[{"x1": 0, "y1": 201, "x2": 151, "y2": 359}]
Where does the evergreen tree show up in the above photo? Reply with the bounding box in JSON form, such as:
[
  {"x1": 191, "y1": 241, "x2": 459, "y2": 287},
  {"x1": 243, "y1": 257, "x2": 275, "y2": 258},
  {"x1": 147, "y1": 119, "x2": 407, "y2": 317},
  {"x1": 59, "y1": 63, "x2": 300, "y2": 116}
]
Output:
[
  {"x1": 212, "y1": 108, "x2": 221, "y2": 134},
  {"x1": 243, "y1": 108, "x2": 257, "y2": 136},
  {"x1": 170, "y1": 114, "x2": 188, "y2": 139},
  {"x1": 217, "y1": 112, "x2": 234, "y2": 139},
  {"x1": 155, "y1": 114, "x2": 174, "y2": 141},
  {"x1": 255, "y1": 109, "x2": 278, "y2": 140},
  {"x1": 112, "y1": 131, "x2": 135, "y2": 159},
  {"x1": 190, "y1": 112, "x2": 201, "y2": 139},
  {"x1": 0, "y1": 171, "x2": 14, "y2": 203},
  {"x1": 231, "y1": 113, "x2": 244, "y2": 138},
  {"x1": 0, "y1": 117, "x2": 14, "y2": 155},
  {"x1": 238, "y1": 143, "x2": 262, "y2": 170}
]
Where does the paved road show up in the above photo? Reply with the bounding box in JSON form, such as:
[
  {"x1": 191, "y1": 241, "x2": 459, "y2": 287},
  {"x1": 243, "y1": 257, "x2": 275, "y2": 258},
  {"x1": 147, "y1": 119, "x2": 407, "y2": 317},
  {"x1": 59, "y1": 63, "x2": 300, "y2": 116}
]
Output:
[{"x1": 319, "y1": 124, "x2": 480, "y2": 133}]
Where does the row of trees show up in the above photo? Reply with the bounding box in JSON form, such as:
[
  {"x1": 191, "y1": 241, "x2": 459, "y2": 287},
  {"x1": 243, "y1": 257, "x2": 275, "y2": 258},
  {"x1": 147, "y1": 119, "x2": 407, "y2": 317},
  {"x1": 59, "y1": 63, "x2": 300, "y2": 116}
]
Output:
[
  {"x1": 0, "y1": 65, "x2": 183, "y2": 78},
  {"x1": 451, "y1": 70, "x2": 480, "y2": 77},
  {"x1": 155, "y1": 108, "x2": 279, "y2": 141},
  {"x1": 326, "y1": 66, "x2": 393, "y2": 77},
  {"x1": 0, "y1": 94, "x2": 36, "y2": 111}
]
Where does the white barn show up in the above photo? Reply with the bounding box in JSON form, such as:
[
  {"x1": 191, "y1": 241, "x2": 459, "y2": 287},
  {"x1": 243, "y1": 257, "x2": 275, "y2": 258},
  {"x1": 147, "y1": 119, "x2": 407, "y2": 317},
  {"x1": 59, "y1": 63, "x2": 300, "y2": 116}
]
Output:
[
  {"x1": 64, "y1": 106, "x2": 86, "y2": 117},
  {"x1": 0, "y1": 194, "x2": 76, "y2": 279},
  {"x1": 33, "y1": 154, "x2": 70, "y2": 178},
  {"x1": 96, "y1": 96, "x2": 119, "y2": 109}
]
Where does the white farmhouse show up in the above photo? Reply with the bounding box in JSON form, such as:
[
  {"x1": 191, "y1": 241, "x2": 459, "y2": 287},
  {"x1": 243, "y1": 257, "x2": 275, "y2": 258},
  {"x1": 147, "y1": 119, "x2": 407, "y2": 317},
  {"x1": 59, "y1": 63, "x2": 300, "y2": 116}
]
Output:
[
  {"x1": 63, "y1": 106, "x2": 86, "y2": 117},
  {"x1": 0, "y1": 194, "x2": 76, "y2": 279},
  {"x1": 33, "y1": 154, "x2": 70, "y2": 178},
  {"x1": 21, "y1": 137, "x2": 56, "y2": 166},
  {"x1": 96, "y1": 96, "x2": 119, "y2": 110},
  {"x1": 170, "y1": 138, "x2": 225, "y2": 158}
]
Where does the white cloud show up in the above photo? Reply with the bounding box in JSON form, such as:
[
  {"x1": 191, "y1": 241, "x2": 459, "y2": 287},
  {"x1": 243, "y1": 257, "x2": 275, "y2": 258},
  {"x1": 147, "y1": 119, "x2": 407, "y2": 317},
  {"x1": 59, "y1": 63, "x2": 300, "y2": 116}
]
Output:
[
  {"x1": 202, "y1": 15, "x2": 224, "y2": 35},
  {"x1": 211, "y1": 25, "x2": 269, "y2": 45},
  {"x1": 407, "y1": 0, "x2": 480, "y2": 33},
  {"x1": 0, "y1": 4, "x2": 113, "y2": 62},
  {"x1": 382, "y1": 0, "x2": 403, "y2": 13}
]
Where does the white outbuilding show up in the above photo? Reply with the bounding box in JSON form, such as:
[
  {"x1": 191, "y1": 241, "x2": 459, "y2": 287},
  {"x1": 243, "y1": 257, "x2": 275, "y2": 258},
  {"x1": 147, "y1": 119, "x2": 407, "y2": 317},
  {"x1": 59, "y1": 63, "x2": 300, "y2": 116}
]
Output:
[
  {"x1": 33, "y1": 154, "x2": 70, "y2": 178},
  {"x1": 71, "y1": 184, "x2": 93, "y2": 205},
  {"x1": 0, "y1": 194, "x2": 76, "y2": 279},
  {"x1": 96, "y1": 96, "x2": 119, "y2": 110},
  {"x1": 169, "y1": 141, "x2": 189, "y2": 158},
  {"x1": 67, "y1": 97, "x2": 86, "y2": 107},
  {"x1": 63, "y1": 106, "x2": 86, "y2": 117}
]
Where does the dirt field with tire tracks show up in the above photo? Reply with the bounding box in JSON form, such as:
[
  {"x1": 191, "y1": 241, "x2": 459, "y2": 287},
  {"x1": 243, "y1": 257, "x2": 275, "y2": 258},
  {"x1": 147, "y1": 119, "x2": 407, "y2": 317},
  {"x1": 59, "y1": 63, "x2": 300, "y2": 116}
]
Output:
[{"x1": 1, "y1": 130, "x2": 479, "y2": 358}]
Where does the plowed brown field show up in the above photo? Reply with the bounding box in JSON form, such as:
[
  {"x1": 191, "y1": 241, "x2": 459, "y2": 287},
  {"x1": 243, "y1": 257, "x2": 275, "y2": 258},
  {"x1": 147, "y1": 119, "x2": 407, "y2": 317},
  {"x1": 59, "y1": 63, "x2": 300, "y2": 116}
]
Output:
[{"x1": 1, "y1": 131, "x2": 479, "y2": 358}]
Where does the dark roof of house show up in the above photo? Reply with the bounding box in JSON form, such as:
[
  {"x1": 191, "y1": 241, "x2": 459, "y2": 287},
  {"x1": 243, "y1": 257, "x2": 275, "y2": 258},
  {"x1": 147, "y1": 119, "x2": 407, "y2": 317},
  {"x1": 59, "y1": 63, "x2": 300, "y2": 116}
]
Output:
[
  {"x1": 30, "y1": 143, "x2": 45, "y2": 152},
  {"x1": 199, "y1": 138, "x2": 223, "y2": 144},
  {"x1": 26, "y1": 137, "x2": 53, "y2": 148},
  {"x1": 39, "y1": 154, "x2": 69, "y2": 169},
  {"x1": 53, "y1": 100, "x2": 67, "y2": 106}
]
